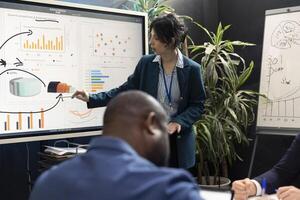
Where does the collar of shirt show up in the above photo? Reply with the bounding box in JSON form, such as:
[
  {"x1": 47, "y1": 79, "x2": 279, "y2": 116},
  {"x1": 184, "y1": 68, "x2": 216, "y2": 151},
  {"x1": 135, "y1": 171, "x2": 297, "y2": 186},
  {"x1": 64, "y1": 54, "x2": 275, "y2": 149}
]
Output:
[
  {"x1": 88, "y1": 136, "x2": 139, "y2": 157},
  {"x1": 152, "y1": 48, "x2": 184, "y2": 69}
]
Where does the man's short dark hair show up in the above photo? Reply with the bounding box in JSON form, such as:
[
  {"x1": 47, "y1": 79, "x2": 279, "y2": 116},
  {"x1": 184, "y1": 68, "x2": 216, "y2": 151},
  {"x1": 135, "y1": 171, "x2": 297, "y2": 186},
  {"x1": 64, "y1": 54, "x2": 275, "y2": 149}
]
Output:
[{"x1": 103, "y1": 90, "x2": 167, "y2": 127}]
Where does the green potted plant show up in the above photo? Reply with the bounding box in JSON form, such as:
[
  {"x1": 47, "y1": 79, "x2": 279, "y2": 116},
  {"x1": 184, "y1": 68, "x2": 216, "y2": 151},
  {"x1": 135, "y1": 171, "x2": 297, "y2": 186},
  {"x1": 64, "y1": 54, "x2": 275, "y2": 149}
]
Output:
[
  {"x1": 123, "y1": 0, "x2": 175, "y2": 23},
  {"x1": 189, "y1": 22, "x2": 260, "y2": 186}
]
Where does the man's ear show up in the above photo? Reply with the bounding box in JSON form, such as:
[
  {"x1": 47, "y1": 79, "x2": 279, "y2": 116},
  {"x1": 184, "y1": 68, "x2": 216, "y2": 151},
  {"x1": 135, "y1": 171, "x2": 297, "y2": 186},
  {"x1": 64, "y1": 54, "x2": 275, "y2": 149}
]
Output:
[{"x1": 144, "y1": 112, "x2": 160, "y2": 135}]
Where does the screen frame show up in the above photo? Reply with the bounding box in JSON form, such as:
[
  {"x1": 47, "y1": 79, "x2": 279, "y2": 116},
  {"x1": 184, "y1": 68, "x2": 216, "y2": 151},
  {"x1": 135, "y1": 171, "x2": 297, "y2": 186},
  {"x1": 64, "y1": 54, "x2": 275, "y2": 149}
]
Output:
[{"x1": 0, "y1": 0, "x2": 148, "y2": 144}]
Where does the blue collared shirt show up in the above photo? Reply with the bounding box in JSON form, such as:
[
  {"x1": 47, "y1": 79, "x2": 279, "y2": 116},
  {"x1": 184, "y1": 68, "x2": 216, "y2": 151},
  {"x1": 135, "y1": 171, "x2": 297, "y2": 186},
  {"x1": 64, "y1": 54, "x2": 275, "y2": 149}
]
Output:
[
  {"x1": 30, "y1": 136, "x2": 203, "y2": 200},
  {"x1": 153, "y1": 49, "x2": 183, "y2": 117}
]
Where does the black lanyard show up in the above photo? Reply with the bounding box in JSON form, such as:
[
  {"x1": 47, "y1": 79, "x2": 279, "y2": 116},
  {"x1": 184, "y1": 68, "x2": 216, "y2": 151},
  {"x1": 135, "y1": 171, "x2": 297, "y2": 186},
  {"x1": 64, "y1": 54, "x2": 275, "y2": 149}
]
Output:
[{"x1": 161, "y1": 65, "x2": 175, "y2": 106}]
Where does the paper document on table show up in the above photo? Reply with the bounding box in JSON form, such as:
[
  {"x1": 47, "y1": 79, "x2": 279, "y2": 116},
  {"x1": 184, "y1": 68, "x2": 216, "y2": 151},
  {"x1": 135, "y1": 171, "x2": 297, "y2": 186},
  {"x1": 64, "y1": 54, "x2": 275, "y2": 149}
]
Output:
[
  {"x1": 248, "y1": 194, "x2": 278, "y2": 200},
  {"x1": 198, "y1": 189, "x2": 278, "y2": 200},
  {"x1": 199, "y1": 188, "x2": 232, "y2": 200},
  {"x1": 44, "y1": 146, "x2": 87, "y2": 155}
]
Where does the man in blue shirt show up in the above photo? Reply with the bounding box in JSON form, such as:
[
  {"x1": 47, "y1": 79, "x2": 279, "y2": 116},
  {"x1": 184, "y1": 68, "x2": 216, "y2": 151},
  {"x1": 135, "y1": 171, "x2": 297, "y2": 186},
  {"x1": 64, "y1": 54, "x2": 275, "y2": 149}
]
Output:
[{"x1": 30, "y1": 91, "x2": 202, "y2": 200}]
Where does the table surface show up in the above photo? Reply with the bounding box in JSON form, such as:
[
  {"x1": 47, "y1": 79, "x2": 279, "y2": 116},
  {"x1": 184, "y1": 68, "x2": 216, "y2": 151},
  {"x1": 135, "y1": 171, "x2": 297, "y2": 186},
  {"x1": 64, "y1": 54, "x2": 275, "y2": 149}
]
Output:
[
  {"x1": 199, "y1": 189, "x2": 278, "y2": 200},
  {"x1": 248, "y1": 194, "x2": 278, "y2": 200}
]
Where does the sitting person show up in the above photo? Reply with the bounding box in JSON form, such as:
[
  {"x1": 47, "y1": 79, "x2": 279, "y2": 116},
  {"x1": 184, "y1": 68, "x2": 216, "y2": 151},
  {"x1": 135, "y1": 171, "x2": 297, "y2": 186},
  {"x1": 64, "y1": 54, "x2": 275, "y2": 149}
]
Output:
[
  {"x1": 232, "y1": 134, "x2": 300, "y2": 200},
  {"x1": 30, "y1": 91, "x2": 202, "y2": 200}
]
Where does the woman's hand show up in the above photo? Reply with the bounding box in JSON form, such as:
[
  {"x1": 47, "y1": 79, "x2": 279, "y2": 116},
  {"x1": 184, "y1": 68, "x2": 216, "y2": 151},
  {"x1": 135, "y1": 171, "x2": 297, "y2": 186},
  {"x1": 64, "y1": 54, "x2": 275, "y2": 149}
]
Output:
[
  {"x1": 277, "y1": 186, "x2": 300, "y2": 200},
  {"x1": 72, "y1": 90, "x2": 89, "y2": 102},
  {"x1": 167, "y1": 122, "x2": 181, "y2": 134}
]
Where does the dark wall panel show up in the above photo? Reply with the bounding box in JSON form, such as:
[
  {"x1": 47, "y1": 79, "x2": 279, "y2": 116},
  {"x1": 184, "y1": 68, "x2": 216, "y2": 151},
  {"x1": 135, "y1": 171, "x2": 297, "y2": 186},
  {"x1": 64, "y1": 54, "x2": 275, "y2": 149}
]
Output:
[{"x1": 167, "y1": 0, "x2": 219, "y2": 50}]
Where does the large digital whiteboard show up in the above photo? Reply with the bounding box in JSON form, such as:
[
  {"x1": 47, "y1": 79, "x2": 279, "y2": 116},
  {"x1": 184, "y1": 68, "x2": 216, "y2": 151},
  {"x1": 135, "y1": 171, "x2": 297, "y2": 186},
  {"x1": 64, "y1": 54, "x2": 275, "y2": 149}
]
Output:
[
  {"x1": 0, "y1": 0, "x2": 147, "y2": 143},
  {"x1": 257, "y1": 6, "x2": 300, "y2": 132}
]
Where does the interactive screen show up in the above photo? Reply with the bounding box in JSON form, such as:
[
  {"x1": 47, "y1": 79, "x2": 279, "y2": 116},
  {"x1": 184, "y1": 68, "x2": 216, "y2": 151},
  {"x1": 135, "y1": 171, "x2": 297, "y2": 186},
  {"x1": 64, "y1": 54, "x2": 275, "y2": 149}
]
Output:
[{"x1": 0, "y1": 1, "x2": 146, "y2": 140}]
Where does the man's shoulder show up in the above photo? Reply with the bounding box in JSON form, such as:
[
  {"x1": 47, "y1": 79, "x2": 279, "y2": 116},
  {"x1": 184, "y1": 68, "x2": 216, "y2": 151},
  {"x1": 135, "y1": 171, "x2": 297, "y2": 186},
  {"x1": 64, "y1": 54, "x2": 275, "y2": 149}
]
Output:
[
  {"x1": 149, "y1": 168, "x2": 201, "y2": 199},
  {"x1": 34, "y1": 155, "x2": 84, "y2": 185},
  {"x1": 120, "y1": 157, "x2": 196, "y2": 186},
  {"x1": 29, "y1": 165, "x2": 65, "y2": 200},
  {"x1": 30, "y1": 155, "x2": 87, "y2": 199},
  {"x1": 158, "y1": 167, "x2": 193, "y2": 177},
  {"x1": 144, "y1": 167, "x2": 197, "y2": 187},
  {"x1": 34, "y1": 159, "x2": 75, "y2": 184}
]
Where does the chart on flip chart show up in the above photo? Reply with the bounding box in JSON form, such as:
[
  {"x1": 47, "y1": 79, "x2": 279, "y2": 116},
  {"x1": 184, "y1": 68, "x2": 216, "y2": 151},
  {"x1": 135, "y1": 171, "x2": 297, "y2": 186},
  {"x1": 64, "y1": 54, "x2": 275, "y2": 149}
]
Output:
[
  {"x1": 257, "y1": 6, "x2": 300, "y2": 129},
  {"x1": 0, "y1": 1, "x2": 145, "y2": 138}
]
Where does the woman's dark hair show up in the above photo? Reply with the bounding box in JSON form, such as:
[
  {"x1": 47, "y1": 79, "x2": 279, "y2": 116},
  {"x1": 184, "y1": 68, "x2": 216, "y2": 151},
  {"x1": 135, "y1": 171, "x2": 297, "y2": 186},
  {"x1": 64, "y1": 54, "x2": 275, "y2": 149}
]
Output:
[{"x1": 150, "y1": 13, "x2": 187, "y2": 48}]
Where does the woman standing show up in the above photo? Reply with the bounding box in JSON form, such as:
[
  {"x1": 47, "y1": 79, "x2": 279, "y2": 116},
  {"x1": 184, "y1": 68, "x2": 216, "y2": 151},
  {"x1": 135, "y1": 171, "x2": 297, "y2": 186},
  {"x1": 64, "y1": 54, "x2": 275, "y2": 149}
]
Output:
[{"x1": 72, "y1": 13, "x2": 206, "y2": 169}]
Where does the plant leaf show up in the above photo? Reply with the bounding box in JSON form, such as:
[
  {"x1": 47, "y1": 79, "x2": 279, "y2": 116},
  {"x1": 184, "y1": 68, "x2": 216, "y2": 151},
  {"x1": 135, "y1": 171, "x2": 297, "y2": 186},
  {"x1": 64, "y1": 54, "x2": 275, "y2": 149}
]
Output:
[{"x1": 237, "y1": 61, "x2": 254, "y2": 88}]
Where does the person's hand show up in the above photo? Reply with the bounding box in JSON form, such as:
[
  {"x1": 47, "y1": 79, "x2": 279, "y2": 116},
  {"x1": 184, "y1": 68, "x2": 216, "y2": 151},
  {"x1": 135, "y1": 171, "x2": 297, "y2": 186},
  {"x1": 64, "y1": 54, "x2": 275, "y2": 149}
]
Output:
[
  {"x1": 232, "y1": 178, "x2": 257, "y2": 200},
  {"x1": 167, "y1": 122, "x2": 181, "y2": 134},
  {"x1": 277, "y1": 186, "x2": 300, "y2": 200},
  {"x1": 72, "y1": 90, "x2": 89, "y2": 102}
]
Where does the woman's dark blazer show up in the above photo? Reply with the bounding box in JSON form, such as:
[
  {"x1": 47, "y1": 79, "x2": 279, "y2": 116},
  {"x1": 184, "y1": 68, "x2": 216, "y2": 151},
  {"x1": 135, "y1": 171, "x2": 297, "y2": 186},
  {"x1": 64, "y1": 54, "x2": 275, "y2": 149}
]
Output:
[{"x1": 87, "y1": 54, "x2": 206, "y2": 169}]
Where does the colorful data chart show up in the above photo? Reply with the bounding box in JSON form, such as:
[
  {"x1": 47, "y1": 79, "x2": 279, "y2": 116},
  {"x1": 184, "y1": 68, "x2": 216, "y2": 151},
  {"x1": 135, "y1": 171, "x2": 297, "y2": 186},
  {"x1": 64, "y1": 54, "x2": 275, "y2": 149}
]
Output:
[
  {"x1": 94, "y1": 32, "x2": 130, "y2": 57},
  {"x1": 23, "y1": 34, "x2": 64, "y2": 51},
  {"x1": 85, "y1": 69, "x2": 109, "y2": 93},
  {"x1": 3, "y1": 109, "x2": 45, "y2": 131}
]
